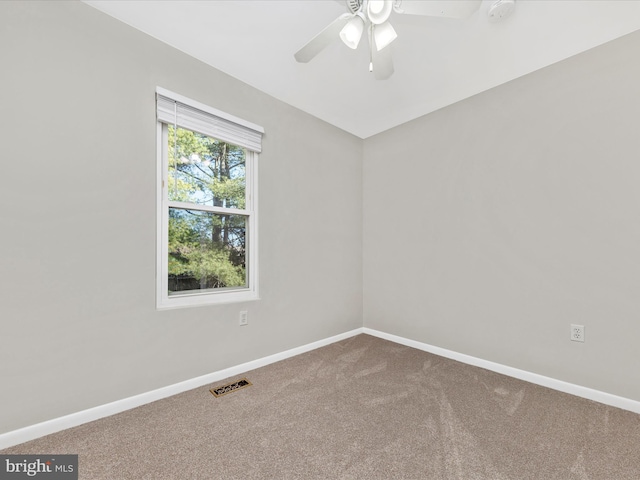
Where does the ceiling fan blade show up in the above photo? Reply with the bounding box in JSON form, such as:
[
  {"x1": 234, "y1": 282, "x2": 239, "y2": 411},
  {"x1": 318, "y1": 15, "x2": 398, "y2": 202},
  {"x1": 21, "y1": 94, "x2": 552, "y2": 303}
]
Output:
[
  {"x1": 294, "y1": 13, "x2": 353, "y2": 63},
  {"x1": 372, "y1": 43, "x2": 394, "y2": 80},
  {"x1": 394, "y1": 0, "x2": 482, "y2": 19}
]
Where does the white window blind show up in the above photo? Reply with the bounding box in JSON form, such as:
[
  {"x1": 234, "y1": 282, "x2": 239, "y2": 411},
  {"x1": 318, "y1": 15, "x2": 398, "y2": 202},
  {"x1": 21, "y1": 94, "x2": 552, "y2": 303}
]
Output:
[{"x1": 156, "y1": 90, "x2": 263, "y2": 153}]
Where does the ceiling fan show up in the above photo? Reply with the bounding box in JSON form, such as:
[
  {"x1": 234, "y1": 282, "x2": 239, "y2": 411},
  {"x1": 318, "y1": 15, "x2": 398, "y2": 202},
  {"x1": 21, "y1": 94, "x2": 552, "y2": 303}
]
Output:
[{"x1": 294, "y1": 0, "x2": 509, "y2": 80}]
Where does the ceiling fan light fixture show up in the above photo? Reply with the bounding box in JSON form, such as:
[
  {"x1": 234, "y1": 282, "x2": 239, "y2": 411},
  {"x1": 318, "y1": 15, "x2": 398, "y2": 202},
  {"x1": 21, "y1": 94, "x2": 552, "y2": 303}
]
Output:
[
  {"x1": 366, "y1": 0, "x2": 393, "y2": 25},
  {"x1": 373, "y1": 21, "x2": 397, "y2": 51},
  {"x1": 339, "y1": 14, "x2": 365, "y2": 49}
]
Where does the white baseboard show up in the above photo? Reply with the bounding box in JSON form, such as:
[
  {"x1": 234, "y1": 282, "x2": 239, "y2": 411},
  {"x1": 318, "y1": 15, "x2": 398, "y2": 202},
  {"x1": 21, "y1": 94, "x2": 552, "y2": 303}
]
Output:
[
  {"x1": 363, "y1": 327, "x2": 640, "y2": 415},
  {"x1": 4, "y1": 326, "x2": 639, "y2": 450},
  {"x1": 0, "y1": 328, "x2": 364, "y2": 450}
]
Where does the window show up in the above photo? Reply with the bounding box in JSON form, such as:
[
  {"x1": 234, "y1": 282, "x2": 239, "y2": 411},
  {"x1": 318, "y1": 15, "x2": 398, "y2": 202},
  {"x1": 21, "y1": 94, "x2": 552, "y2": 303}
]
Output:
[{"x1": 156, "y1": 88, "x2": 263, "y2": 308}]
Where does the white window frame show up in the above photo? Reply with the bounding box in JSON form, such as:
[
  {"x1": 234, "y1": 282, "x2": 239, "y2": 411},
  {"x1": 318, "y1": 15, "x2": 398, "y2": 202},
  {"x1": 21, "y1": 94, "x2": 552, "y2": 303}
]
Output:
[{"x1": 156, "y1": 87, "x2": 262, "y2": 309}]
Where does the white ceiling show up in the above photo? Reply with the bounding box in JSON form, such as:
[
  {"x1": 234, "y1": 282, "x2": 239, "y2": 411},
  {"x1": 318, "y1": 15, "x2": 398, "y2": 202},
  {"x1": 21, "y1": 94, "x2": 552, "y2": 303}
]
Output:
[{"x1": 84, "y1": 0, "x2": 640, "y2": 138}]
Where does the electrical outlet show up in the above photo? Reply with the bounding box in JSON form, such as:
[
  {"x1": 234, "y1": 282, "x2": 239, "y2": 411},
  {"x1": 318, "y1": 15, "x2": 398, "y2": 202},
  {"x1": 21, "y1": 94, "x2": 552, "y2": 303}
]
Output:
[
  {"x1": 239, "y1": 311, "x2": 248, "y2": 326},
  {"x1": 570, "y1": 324, "x2": 584, "y2": 342}
]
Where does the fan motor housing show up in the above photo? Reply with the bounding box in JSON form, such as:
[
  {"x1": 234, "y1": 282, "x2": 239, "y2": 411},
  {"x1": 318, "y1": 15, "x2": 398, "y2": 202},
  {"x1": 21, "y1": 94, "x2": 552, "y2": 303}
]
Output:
[
  {"x1": 346, "y1": 0, "x2": 363, "y2": 14},
  {"x1": 488, "y1": 0, "x2": 515, "y2": 22}
]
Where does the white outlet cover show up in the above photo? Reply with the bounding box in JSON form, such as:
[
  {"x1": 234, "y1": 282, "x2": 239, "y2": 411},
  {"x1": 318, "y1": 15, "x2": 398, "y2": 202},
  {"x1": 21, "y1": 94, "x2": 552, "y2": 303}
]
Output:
[{"x1": 570, "y1": 324, "x2": 585, "y2": 342}]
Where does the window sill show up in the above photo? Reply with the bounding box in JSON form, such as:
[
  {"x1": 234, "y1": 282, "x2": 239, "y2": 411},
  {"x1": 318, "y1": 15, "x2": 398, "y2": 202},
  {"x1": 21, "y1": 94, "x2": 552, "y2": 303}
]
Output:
[{"x1": 157, "y1": 289, "x2": 260, "y2": 310}]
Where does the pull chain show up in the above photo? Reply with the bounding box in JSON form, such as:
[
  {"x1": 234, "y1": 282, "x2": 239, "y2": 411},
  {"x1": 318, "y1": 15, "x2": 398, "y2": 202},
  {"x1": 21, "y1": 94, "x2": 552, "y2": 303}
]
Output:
[{"x1": 369, "y1": 25, "x2": 374, "y2": 72}]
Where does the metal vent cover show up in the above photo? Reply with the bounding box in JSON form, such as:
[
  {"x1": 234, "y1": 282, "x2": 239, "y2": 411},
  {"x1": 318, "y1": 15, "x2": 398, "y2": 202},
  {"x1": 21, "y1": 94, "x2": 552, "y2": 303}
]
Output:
[{"x1": 210, "y1": 378, "x2": 252, "y2": 397}]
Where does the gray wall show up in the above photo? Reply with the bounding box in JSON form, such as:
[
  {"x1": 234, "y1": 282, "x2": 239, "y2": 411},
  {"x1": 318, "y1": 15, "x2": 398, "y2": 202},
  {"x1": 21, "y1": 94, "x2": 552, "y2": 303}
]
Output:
[
  {"x1": 0, "y1": 1, "x2": 363, "y2": 434},
  {"x1": 363, "y1": 30, "x2": 640, "y2": 401}
]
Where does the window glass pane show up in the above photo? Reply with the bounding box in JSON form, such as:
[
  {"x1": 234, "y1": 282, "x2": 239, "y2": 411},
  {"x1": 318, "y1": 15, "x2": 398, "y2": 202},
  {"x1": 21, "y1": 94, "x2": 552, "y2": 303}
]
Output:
[
  {"x1": 168, "y1": 126, "x2": 246, "y2": 208},
  {"x1": 168, "y1": 208, "x2": 247, "y2": 294}
]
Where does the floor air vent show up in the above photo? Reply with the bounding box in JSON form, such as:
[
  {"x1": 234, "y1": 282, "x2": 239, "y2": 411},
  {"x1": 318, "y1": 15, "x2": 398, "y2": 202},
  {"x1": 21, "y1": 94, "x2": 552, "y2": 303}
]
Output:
[{"x1": 210, "y1": 378, "x2": 252, "y2": 397}]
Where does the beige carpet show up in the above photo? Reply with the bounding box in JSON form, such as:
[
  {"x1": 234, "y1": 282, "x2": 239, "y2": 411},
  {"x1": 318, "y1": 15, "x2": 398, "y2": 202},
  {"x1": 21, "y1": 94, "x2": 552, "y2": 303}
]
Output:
[{"x1": 3, "y1": 334, "x2": 640, "y2": 479}]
